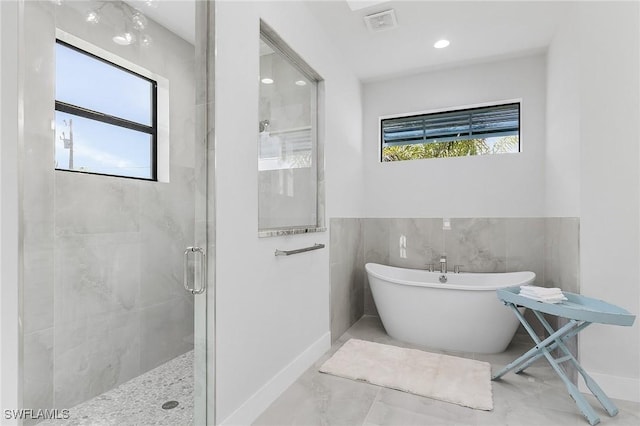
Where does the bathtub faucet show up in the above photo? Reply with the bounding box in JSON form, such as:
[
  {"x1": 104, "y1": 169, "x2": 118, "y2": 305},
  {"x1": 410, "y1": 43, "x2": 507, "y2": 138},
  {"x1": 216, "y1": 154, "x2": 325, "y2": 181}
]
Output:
[{"x1": 440, "y1": 255, "x2": 447, "y2": 273}]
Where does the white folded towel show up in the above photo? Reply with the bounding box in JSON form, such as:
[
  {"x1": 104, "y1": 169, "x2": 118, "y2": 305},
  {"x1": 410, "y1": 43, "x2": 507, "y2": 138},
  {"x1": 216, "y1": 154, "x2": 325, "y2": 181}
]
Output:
[
  {"x1": 519, "y1": 285, "x2": 567, "y2": 303},
  {"x1": 519, "y1": 293, "x2": 567, "y2": 303},
  {"x1": 520, "y1": 285, "x2": 563, "y2": 295}
]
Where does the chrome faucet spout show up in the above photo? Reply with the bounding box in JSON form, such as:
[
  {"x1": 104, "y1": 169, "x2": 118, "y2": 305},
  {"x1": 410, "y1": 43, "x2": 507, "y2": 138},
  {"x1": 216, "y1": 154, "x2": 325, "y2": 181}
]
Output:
[{"x1": 440, "y1": 255, "x2": 447, "y2": 274}]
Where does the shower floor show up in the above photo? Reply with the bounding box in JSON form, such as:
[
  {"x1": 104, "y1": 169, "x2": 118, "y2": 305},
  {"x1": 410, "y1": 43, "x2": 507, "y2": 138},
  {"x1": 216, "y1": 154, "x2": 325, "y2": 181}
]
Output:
[{"x1": 39, "y1": 351, "x2": 194, "y2": 426}]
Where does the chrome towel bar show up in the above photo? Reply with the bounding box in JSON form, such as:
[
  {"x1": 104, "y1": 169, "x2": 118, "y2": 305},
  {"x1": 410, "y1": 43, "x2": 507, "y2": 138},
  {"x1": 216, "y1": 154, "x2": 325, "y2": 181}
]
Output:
[{"x1": 275, "y1": 243, "x2": 325, "y2": 256}]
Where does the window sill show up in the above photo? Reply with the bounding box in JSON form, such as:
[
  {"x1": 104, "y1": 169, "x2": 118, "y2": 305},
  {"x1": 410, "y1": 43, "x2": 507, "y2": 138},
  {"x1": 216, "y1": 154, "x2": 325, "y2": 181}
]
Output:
[{"x1": 258, "y1": 226, "x2": 327, "y2": 238}]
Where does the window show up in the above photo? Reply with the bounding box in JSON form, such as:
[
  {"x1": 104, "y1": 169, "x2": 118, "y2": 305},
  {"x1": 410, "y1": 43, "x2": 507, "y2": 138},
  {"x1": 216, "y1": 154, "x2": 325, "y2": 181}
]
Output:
[
  {"x1": 381, "y1": 102, "x2": 520, "y2": 162},
  {"x1": 55, "y1": 40, "x2": 157, "y2": 180},
  {"x1": 258, "y1": 22, "x2": 324, "y2": 236},
  {"x1": 258, "y1": 37, "x2": 316, "y2": 173}
]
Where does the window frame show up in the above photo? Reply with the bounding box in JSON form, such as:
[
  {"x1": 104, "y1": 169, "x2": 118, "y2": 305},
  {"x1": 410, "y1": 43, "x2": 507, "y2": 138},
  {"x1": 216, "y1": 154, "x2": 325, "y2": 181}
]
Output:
[
  {"x1": 54, "y1": 39, "x2": 159, "y2": 181},
  {"x1": 257, "y1": 21, "x2": 326, "y2": 237},
  {"x1": 379, "y1": 100, "x2": 522, "y2": 162}
]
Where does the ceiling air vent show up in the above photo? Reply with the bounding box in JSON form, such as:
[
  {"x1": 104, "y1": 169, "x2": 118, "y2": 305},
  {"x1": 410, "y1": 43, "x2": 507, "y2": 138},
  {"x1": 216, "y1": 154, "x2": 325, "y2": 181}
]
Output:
[{"x1": 363, "y1": 9, "x2": 398, "y2": 33}]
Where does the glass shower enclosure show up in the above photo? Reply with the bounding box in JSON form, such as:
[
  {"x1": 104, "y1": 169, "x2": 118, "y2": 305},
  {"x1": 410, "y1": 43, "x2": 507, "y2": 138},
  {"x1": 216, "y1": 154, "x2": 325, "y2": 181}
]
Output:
[{"x1": 19, "y1": 0, "x2": 214, "y2": 424}]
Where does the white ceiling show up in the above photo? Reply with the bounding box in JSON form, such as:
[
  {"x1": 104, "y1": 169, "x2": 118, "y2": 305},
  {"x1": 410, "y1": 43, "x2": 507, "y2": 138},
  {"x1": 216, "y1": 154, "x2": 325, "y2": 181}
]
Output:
[
  {"x1": 346, "y1": 0, "x2": 390, "y2": 11},
  {"x1": 305, "y1": 0, "x2": 571, "y2": 82},
  {"x1": 127, "y1": 0, "x2": 570, "y2": 83}
]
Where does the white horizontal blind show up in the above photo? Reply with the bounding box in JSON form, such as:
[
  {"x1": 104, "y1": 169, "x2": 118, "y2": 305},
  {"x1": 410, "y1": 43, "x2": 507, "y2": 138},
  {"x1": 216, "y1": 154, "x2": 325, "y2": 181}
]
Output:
[{"x1": 382, "y1": 102, "x2": 520, "y2": 147}]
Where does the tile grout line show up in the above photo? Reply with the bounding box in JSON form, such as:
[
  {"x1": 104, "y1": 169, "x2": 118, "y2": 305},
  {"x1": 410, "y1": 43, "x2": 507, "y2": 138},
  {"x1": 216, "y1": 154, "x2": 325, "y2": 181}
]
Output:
[{"x1": 360, "y1": 386, "x2": 383, "y2": 426}]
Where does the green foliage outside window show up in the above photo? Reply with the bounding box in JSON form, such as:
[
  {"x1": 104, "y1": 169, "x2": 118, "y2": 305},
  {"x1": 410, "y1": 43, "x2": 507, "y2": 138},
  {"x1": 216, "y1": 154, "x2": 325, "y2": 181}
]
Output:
[{"x1": 382, "y1": 136, "x2": 518, "y2": 162}]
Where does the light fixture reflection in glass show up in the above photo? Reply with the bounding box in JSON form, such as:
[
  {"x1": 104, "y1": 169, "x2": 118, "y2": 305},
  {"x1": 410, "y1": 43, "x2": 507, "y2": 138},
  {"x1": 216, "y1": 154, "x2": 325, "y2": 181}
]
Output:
[
  {"x1": 113, "y1": 32, "x2": 136, "y2": 46},
  {"x1": 79, "y1": 1, "x2": 153, "y2": 47},
  {"x1": 434, "y1": 39, "x2": 450, "y2": 49},
  {"x1": 86, "y1": 10, "x2": 100, "y2": 24},
  {"x1": 261, "y1": 78, "x2": 274, "y2": 84},
  {"x1": 132, "y1": 12, "x2": 147, "y2": 31},
  {"x1": 140, "y1": 34, "x2": 153, "y2": 47},
  {"x1": 295, "y1": 80, "x2": 307, "y2": 86}
]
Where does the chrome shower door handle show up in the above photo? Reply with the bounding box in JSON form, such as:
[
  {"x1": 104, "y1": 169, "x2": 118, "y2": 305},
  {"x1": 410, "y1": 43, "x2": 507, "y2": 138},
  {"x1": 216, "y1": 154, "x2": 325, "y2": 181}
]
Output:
[{"x1": 184, "y1": 246, "x2": 207, "y2": 295}]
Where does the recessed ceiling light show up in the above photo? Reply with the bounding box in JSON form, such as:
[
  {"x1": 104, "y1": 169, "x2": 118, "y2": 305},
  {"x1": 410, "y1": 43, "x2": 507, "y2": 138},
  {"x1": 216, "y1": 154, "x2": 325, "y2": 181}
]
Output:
[
  {"x1": 434, "y1": 39, "x2": 450, "y2": 49},
  {"x1": 261, "y1": 78, "x2": 274, "y2": 84},
  {"x1": 295, "y1": 80, "x2": 307, "y2": 86}
]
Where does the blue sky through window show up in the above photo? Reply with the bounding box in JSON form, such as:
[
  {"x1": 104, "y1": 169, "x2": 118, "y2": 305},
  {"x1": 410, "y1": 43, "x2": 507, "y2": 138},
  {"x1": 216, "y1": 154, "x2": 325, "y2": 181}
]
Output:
[
  {"x1": 56, "y1": 43, "x2": 153, "y2": 124},
  {"x1": 55, "y1": 42, "x2": 155, "y2": 179},
  {"x1": 55, "y1": 111, "x2": 152, "y2": 179}
]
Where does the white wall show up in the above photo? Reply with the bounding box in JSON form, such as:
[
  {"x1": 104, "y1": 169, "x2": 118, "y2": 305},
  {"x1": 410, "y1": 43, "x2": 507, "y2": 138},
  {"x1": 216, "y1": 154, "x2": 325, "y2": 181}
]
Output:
[
  {"x1": 0, "y1": 0, "x2": 21, "y2": 421},
  {"x1": 545, "y1": 3, "x2": 580, "y2": 217},
  {"x1": 362, "y1": 54, "x2": 547, "y2": 218},
  {"x1": 361, "y1": 0, "x2": 640, "y2": 401},
  {"x1": 547, "y1": 1, "x2": 639, "y2": 402},
  {"x1": 574, "y1": 2, "x2": 639, "y2": 401},
  {"x1": 214, "y1": 1, "x2": 363, "y2": 424}
]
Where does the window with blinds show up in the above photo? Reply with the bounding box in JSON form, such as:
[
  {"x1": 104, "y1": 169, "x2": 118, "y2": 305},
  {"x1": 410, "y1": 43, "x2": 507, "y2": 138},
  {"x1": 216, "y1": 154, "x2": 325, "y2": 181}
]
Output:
[{"x1": 380, "y1": 102, "x2": 520, "y2": 162}]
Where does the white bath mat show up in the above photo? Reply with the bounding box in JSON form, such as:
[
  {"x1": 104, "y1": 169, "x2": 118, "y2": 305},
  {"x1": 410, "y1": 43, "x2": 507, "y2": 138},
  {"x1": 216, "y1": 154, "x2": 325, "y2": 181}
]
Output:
[{"x1": 319, "y1": 339, "x2": 493, "y2": 411}]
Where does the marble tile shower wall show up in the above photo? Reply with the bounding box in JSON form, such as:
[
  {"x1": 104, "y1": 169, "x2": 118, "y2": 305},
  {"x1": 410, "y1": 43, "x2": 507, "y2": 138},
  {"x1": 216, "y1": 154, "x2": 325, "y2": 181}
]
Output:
[
  {"x1": 22, "y1": 1, "x2": 196, "y2": 415},
  {"x1": 330, "y1": 217, "x2": 579, "y2": 339}
]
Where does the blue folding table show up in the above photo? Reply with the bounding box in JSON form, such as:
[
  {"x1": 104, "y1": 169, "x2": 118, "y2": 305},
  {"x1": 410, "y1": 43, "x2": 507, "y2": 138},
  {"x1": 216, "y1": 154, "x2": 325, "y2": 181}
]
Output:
[{"x1": 492, "y1": 286, "x2": 636, "y2": 426}]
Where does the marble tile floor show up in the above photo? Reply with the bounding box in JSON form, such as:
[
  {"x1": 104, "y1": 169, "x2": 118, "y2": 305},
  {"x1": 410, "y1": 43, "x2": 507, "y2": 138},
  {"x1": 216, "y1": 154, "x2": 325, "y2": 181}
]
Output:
[
  {"x1": 254, "y1": 316, "x2": 640, "y2": 426},
  {"x1": 39, "y1": 351, "x2": 193, "y2": 426}
]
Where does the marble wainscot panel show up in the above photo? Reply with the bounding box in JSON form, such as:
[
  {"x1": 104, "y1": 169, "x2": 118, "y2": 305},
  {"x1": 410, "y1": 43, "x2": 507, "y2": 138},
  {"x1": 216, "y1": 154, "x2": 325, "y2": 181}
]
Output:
[
  {"x1": 386, "y1": 218, "x2": 443, "y2": 270},
  {"x1": 505, "y1": 218, "x2": 545, "y2": 281},
  {"x1": 330, "y1": 218, "x2": 364, "y2": 341},
  {"x1": 445, "y1": 218, "x2": 508, "y2": 273},
  {"x1": 503, "y1": 218, "x2": 546, "y2": 340},
  {"x1": 362, "y1": 218, "x2": 390, "y2": 317},
  {"x1": 351, "y1": 218, "x2": 577, "y2": 349},
  {"x1": 362, "y1": 218, "x2": 514, "y2": 319},
  {"x1": 545, "y1": 217, "x2": 580, "y2": 383},
  {"x1": 545, "y1": 218, "x2": 580, "y2": 294}
]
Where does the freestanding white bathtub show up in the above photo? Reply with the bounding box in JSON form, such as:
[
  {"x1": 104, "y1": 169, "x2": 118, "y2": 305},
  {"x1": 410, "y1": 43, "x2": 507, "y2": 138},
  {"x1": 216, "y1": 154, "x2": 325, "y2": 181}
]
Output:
[{"x1": 365, "y1": 263, "x2": 536, "y2": 354}]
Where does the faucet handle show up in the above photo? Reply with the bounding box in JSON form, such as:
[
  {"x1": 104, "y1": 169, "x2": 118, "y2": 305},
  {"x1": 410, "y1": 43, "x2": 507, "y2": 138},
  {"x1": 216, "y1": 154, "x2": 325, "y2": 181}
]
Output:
[
  {"x1": 454, "y1": 264, "x2": 464, "y2": 273},
  {"x1": 425, "y1": 263, "x2": 434, "y2": 272}
]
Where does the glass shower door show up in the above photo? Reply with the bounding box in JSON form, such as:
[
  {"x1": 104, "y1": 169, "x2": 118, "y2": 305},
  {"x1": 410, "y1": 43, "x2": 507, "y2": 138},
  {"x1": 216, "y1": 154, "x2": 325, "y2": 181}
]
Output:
[{"x1": 20, "y1": 0, "x2": 214, "y2": 424}]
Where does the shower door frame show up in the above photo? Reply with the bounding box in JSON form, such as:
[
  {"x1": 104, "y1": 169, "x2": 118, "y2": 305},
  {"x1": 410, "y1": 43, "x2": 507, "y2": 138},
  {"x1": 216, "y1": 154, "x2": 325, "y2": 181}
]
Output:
[{"x1": 194, "y1": 0, "x2": 217, "y2": 424}]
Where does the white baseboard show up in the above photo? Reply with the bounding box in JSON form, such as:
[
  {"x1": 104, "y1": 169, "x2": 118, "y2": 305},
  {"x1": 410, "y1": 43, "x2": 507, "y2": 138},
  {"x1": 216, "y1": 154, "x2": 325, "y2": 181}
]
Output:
[
  {"x1": 578, "y1": 371, "x2": 640, "y2": 402},
  {"x1": 219, "y1": 332, "x2": 331, "y2": 426}
]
